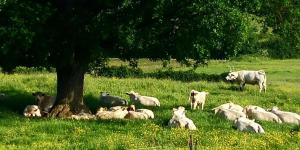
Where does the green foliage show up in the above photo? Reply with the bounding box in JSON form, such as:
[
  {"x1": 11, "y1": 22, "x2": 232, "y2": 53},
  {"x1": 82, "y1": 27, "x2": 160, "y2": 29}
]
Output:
[
  {"x1": 1, "y1": 0, "x2": 299, "y2": 72},
  {"x1": 89, "y1": 65, "x2": 143, "y2": 78},
  {"x1": 12, "y1": 66, "x2": 55, "y2": 74}
]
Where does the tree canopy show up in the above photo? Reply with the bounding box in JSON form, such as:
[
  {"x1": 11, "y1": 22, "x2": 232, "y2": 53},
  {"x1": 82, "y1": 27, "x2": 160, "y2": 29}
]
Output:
[{"x1": 1, "y1": 0, "x2": 299, "y2": 72}]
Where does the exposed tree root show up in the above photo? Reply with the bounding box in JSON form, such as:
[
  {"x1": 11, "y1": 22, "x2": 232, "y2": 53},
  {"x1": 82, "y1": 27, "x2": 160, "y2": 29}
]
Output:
[
  {"x1": 49, "y1": 104, "x2": 73, "y2": 118},
  {"x1": 48, "y1": 103, "x2": 92, "y2": 118}
]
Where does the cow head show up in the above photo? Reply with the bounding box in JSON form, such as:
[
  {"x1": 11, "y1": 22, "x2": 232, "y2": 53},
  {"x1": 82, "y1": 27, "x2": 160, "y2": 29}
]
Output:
[
  {"x1": 172, "y1": 106, "x2": 186, "y2": 119},
  {"x1": 225, "y1": 72, "x2": 239, "y2": 81},
  {"x1": 125, "y1": 91, "x2": 139, "y2": 101},
  {"x1": 127, "y1": 105, "x2": 136, "y2": 111},
  {"x1": 32, "y1": 92, "x2": 46, "y2": 104},
  {"x1": 189, "y1": 90, "x2": 198, "y2": 103}
]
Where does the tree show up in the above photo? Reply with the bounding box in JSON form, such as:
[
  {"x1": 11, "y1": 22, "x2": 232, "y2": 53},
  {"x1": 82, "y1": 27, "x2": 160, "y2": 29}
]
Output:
[{"x1": 2, "y1": 0, "x2": 297, "y2": 116}]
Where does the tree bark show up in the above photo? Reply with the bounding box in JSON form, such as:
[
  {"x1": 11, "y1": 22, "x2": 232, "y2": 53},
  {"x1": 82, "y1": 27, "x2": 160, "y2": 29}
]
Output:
[{"x1": 49, "y1": 63, "x2": 91, "y2": 118}]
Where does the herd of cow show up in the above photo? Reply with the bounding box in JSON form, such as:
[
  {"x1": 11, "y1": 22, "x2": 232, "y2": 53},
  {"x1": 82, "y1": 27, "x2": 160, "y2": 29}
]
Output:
[{"x1": 23, "y1": 70, "x2": 300, "y2": 133}]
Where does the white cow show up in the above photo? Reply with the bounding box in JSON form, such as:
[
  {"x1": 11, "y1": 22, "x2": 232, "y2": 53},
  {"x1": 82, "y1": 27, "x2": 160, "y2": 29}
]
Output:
[
  {"x1": 226, "y1": 70, "x2": 267, "y2": 93},
  {"x1": 215, "y1": 108, "x2": 246, "y2": 121},
  {"x1": 189, "y1": 90, "x2": 209, "y2": 110},
  {"x1": 23, "y1": 105, "x2": 42, "y2": 117},
  {"x1": 96, "y1": 107, "x2": 128, "y2": 119},
  {"x1": 243, "y1": 105, "x2": 282, "y2": 123},
  {"x1": 125, "y1": 105, "x2": 154, "y2": 119},
  {"x1": 270, "y1": 106, "x2": 300, "y2": 124},
  {"x1": 168, "y1": 106, "x2": 197, "y2": 130},
  {"x1": 99, "y1": 92, "x2": 128, "y2": 107},
  {"x1": 126, "y1": 91, "x2": 160, "y2": 107},
  {"x1": 32, "y1": 92, "x2": 56, "y2": 116},
  {"x1": 234, "y1": 117, "x2": 265, "y2": 133},
  {"x1": 212, "y1": 102, "x2": 244, "y2": 114}
]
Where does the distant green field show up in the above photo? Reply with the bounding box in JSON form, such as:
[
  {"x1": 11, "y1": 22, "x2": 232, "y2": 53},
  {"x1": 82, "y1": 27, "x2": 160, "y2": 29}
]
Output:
[{"x1": 1, "y1": 58, "x2": 300, "y2": 149}]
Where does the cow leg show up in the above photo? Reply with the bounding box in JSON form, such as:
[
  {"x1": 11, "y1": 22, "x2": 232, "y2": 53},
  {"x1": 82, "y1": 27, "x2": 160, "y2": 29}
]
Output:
[
  {"x1": 240, "y1": 82, "x2": 245, "y2": 91},
  {"x1": 193, "y1": 103, "x2": 197, "y2": 110},
  {"x1": 259, "y1": 81, "x2": 263, "y2": 93},
  {"x1": 201, "y1": 102, "x2": 204, "y2": 110},
  {"x1": 191, "y1": 103, "x2": 193, "y2": 110},
  {"x1": 263, "y1": 82, "x2": 267, "y2": 93}
]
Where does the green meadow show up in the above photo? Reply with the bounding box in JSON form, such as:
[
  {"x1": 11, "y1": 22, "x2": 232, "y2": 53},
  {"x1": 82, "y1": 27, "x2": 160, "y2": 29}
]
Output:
[{"x1": 0, "y1": 58, "x2": 300, "y2": 149}]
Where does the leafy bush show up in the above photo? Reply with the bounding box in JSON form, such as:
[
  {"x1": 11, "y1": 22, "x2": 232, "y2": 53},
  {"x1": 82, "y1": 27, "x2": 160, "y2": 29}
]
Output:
[
  {"x1": 12, "y1": 66, "x2": 55, "y2": 74},
  {"x1": 89, "y1": 65, "x2": 143, "y2": 78}
]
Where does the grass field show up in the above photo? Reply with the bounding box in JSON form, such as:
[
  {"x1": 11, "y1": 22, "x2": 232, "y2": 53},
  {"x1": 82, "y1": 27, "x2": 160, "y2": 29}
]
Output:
[{"x1": 0, "y1": 58, "x2": 300, "y2": 149}]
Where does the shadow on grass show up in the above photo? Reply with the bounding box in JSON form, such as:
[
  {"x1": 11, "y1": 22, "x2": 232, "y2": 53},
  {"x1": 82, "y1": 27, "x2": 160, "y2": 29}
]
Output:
[
  {"x1": 0, "y1": 89, "x2": 35, "y2": 115},
  {"x1": 84, "y1": 94, "x2": 100, "y2": 114},
  {"x1": 91, "y1": 66, "x2": 229, "y2": 82},
  {"x1": 0, "y1": 90, "x2": 109, "y2": 116}
]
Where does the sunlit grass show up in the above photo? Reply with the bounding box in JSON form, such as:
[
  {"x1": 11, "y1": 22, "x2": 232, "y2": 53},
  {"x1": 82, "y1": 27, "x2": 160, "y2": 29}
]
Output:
[{"x1": 0, "y1": 58, "x2": 300, "y2": 149}]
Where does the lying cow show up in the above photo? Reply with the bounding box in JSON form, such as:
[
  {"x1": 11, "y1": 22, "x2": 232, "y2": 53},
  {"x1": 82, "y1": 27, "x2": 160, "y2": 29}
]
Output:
[
  {"x1": 189, "y1": 90, "x2": 209, "y2": 110},
  {"x1": 32, "y1": 92, "x2": 56, "y2": 116},
  {"x1": 96, "y1": 107, "x2": 128, "y2": 119},
  {"x1": 99, "y1": 92, "x2": 128, "y2": 108},
  {"x1": 226, "y1": 70, "x2": 267, "y2": 93},
  {"x1": 23, "y1": 105, "x2": 42, "y2": 117},
  {"x1": 126, "y1": 105, "x2": 155, "y2": 119},
  {"x1": 234, "y1": 117, "x2": 265, "y2": 133},
  {"x1": 212, "y1": 102, "x2": 244, "y2": 114},
  {"x1": 215, "y1": 108, "x2": 246, "y2": 121},
  {"x1": 243, "y1": 105, "x2": 282, "y2": 123},
  {"x1": 270, "y1": 106, "x2": 300, "y2": 124},
  {"x1": 126, "y1": 91, "x2": 160, "y2": 107},
  {"x1": 168, "y1": 106, "x2": 197, "y2": 130}
]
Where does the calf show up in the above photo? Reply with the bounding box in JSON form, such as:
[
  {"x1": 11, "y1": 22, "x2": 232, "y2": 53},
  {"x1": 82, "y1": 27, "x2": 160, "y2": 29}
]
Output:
[
  {"x1": 96, "y1": 107, "x2": 128, "y2": 119},
  {"x1": 23, "y1": 105, "x2": 42, "y2": 117},
  {"x1": 215, "y1": 108, "x2": 246, "y2": 121},
  {"x1": 270, "y1": 107, "x2": 300, "y2": 124},
  {"x1": 99, "y1": 92, "x2": 128, "y2": 108},
  {"x1": 212, "y1": 102, "x2": 244, "y2": 114},
  {"x1": 168, "y1": 106, "x2": 197, "y2": 130},
  {"x1": 189, "y1": 90, "x2": 209, "y2": 110},
  {"x1": 126, "y1": 91, "x2": 160, "y2": 107},
  {"x1": 243, "y1": 105, "x2": 282, "y2": 123},
  {"x1": 127, "y1": 105, "x2": 155, "y2": 119},
  {"x1": 234, "y1": 117, "x2": 265, "y2": 133},
  {"x1": 226, "y1": 70, "x2": 267, "y2": 92},
  {"x1": 32, "y1": 92, "x2": 56, "y2": 116}
]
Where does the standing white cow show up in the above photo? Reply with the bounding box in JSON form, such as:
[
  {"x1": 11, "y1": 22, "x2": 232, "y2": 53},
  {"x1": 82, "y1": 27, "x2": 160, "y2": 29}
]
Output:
[
  {"x1": 189, "y1": 90, "x2": 209, "y2": 110},
  {"x1": 226, "y1": 70, "x2": 267, "y2": 93}
]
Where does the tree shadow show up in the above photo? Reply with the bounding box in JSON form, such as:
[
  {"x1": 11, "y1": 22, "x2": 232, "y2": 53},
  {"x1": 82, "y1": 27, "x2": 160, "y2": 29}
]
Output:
[
  {"x1": 84, "y1": 94, "x2": 100, "y2": 114},
  {"x1": 0, "y1": 89, "x2": 36, "y2": 115}
]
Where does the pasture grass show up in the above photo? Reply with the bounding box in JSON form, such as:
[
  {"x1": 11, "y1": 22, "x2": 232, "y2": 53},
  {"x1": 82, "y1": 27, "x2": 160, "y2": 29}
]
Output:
[{"x1": 1, "y1": 58, "x2": 300, "y2": 149}]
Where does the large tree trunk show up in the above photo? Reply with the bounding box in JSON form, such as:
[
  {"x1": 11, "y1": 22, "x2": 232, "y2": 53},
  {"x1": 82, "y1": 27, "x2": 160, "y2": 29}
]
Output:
[{"x1": 49, "y1": 64, "x2": 91, "y2": 118}]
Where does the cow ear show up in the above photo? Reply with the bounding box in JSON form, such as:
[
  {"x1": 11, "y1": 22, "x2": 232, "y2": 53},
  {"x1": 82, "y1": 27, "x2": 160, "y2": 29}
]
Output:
[{"x1": 173, "y1": 108, "x2": 177, "y2": 112}]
